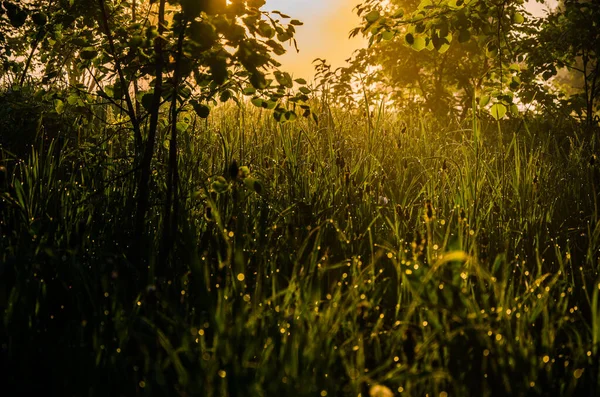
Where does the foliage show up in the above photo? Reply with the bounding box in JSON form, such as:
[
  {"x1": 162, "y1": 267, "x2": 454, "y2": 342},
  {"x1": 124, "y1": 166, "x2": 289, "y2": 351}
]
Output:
[
  {"x1": 2, "y1": 0, "x2": 600, "y2": 396},
  {"x1": 2, "y1": 94, "x2": 600, "y2": 394},
  {"x1": 521, "y1": 0, "x2": 600, "y2": 126},
  {"x1": 342, "y1": 0, "x2": 597, "y2": 129}
]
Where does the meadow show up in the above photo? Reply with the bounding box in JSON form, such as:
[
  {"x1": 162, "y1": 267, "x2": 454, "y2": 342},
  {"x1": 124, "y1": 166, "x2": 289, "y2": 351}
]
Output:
[{"x1": 1, "y1": 87, "x2": 599, "y2": 396}]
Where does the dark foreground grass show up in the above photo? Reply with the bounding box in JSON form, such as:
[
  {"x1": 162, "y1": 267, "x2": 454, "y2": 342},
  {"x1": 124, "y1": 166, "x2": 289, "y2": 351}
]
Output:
[{"x1": 1, "y1": 95, "x2": 600, "y2": 396}]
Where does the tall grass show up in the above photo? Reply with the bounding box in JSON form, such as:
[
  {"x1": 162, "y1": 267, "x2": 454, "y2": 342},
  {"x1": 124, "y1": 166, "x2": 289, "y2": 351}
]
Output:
[{"x1": 1, "y1": 94, "x2": 599, "y2": 396}]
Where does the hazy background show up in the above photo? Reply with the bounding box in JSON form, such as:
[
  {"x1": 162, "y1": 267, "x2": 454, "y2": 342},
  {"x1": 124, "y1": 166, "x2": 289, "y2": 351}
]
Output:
[{"x1": 266, "y1": 0, "x2": 558, "y2": 81}]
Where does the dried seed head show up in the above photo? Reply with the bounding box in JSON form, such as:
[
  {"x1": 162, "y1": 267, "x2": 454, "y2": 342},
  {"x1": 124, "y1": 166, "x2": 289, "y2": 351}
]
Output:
[
  {"x1": 424, "y1": 200, "x2": 434, "y2": 222},
  {"x1": 459, "y1": 208, "x2": 467, "y2": 222},
  {"x1": 396, "y1": 204, "x2": 405, "y2": 219},
  {"x1": 228, "y1": 160, "x2": 239, "y2": 180}
]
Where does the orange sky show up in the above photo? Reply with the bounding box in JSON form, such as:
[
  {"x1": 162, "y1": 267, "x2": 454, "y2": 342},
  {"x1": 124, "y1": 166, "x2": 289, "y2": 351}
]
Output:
[
  {"x1": 265, "y1": 0, "x2": 558, "y2": 81},
  {"x1": 266, "y1": 0, "x2": 365, "y2": 81}
]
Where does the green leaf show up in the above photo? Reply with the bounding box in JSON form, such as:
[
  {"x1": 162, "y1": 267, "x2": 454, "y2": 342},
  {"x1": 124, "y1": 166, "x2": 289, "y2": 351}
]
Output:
[
  {"x1": 248, "y1": 0, "x2": 266, "y2": 7},
  {"x1": 250, "y1": 72, "x2": 267, "y2": 89},
  {"x1": 209, "y1": 58, "x2": 228, "y2": 85},
  {"x1": 490, "y1": 103, "x2": 507, "y2": 120},
  {"x1": 141, "y1": 93, "x2": 154, "y2": 111},
  {"x1": 290, "y1": 19, "x2": 303, "y2": 26},
  {"x1": 80, "y1": 47, "x2": 98, "y2": 60},
  {"x1": 54, "y1": 99, "x2": 65, "y2": 114},
  {"x1": 284, "y1": 110, "x2": 297, "y2": 122},
  {"x1": 32, "y1": 12, "x2": 48, "y2": 26},
  {"x1": 251, "y1": 97, "x2": 265, "y2": 107},
  {"x1": 243, "y1": 87, "x2": 256, "y2": 96},
  {"x1": 294, "y1": 78, "x2": 307, "y2": 85},
  {"x1": 258, "y1": 21, "x2": 275, "y2": 38},
  {"x1": 479, "y1": 95, "x2": 490, "y2": 107},
  {"x1": 438, "y1": 42, "x2": 450, "y2": 54},
  {"x1": 176, "y1": 121, "x2": 189, "y2": 133},
  {"x1": 191, "y1": 101, "x2": 210, "y2": 118},
  {"x1": 458, "y1": 29, "x2": 470, "y2": 43},
  {"x1": 67, "y1": 94, "x2": 79, "y2": 105},
  {"x1": 411, "y1": 36, "x2": 426, "y2": 51},
  {"x1": 512, "y1": 12, "x2": 524, "y2": 24},
  {"x1": 382, "y1": 30, "x2": 395, "y2": 40},
  {"x1": 220, "y1": 90, "x2": 232, "y2": 103},
  {"x1": 189, "y1": 21, "x2": 217, "y2": 50},
  {"x1": 211, "y1": 176, "x2": 229, "y2": 194},
  {"x1": 244, "y1": 178, "x2": 263, "y2": 195},
  {"x1": 275, "y1": 71, "x2": 293, "y2": 88},
  {"x1": 266, "y1": 39, "x2": 286, "y2": 55},
  {"x1": 405, "y1": 33, "x2": 415, "y2": 45},
  {"x1": 365, "y1": 10, "x2": 380, "y2": 23}
]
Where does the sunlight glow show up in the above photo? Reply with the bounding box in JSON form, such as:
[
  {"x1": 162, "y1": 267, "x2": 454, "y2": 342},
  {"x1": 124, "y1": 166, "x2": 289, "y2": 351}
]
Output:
[{"x1": 265, "y1": 0, "x2": 364, "y2": 80}]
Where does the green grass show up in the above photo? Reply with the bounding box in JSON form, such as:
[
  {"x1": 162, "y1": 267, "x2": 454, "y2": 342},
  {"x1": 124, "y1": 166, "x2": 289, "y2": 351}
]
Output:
[{"x1": 1, "y1": 93, "x2": 599, "y2": 396}]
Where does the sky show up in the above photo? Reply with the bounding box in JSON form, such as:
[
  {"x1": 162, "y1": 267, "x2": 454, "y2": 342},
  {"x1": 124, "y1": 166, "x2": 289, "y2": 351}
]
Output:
[
  {"x1": 265, "y1": 0, "x2": 364, "y2": 80},
  {"x1": 265, "y1": 0, "x2": 558, "y2": 81}
]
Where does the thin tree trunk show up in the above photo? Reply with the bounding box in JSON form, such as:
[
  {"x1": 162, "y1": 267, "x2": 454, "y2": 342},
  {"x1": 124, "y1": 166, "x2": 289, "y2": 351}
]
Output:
[
  {"x1": 134, "y1": 0, "x2": 167, "y2": 277},
  {"x1": 132, "y1": 0, "x2": 142, "y2": 151},
  {"x1": 160, "y1": 18, "x2": 188, "y2": 271},
  {"x1": 97, "y1": 0, "x2": 142, "y2": 147}
]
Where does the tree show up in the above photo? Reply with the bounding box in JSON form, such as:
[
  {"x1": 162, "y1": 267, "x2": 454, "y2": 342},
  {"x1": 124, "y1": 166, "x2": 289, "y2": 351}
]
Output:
[
  {"x1": 522, "y1": 0, "x2": 600, "y2": 128},
  {"x1": 349, "y1": 0, "x2": 533, "y2": 120},
  {"x1": 1, "y1": 0, "x2": 311, "y2": 280}
]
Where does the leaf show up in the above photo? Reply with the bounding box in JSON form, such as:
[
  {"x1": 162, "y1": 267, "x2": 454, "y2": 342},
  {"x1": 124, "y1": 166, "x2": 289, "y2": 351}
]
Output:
[
  {"x1": 490, "y1": 103, "x2": 507, "y2": 120},
  {"x1": 31, "y1": 12, "x2": 48, "y2": 26},
  {"x1": 365, "y1": 10, "x2": 380, "y2": 23},
  {"x1": 284, "y1": 110, "x2": 297, "y2": 122},
  {"x1": 191, "y1": 101, "x2": 210, "y2": 118},
  {"x1": 244, "y1": 178, "x2": 263, "y2": 194},
  {"x1": 294, "y1": 78, "x2": 307, "y2": 85},
  {"x1": 211, "y1": 176, "x2": 229, "y2": 194},
  {"x1": 266, "y1": 39, "x2": 286, "y2": 55},
  {"x1": 176, "y1": 121, "x2": 189, "y2": 133},
  {"x1": 411, "y1": 36, "x2": 426, "y2": 51},
  {"x1": 54, "y1": 99, "x2": 65, "y2": 114},
  {"x1": 67, "y1": 94, "x2": 79, "y2": 105},
  {"x1": 209, "y1": 58, "x2": 228, "y2": 85},
  {"x1": 458, "y1": 29, "x2": 470, "y2": 43},
  {"x1": 418, "y1": 0, "x2": 434, "y2": 10},
  {"x1": 220, "y1": 90, "x2": 231, "y2": 103},
  {"x1": 141, "y1": 93, "x2": 154, "y2": 111},
  {"x1": 289, "y1": 19, "x2": 303, "y2": 26},
  {"x1": 479, "y1": 95, "x2": 490, "y2": 107},
  {"x1": 248, "y1": 0, "x2": 266, "y2": 7},
  {"x1": 80, "y1": 47, "x2": 98, "y2": 60},
  {"x1": 512, "y1": 12, "x2": 525, "y2": 24},
  {"x1": 382, "y1": 30, "x2": 395, "y2": 40},
  {"x1": 438, "y1": 42, "x2": 450, "y2": 54},
  {"x1": 250, "y1": 72, "x2": 267, "y2": 89},
  {"x1": 251, "y1": 97, "x2": 265, "y2": 107},
  {"x1": 243, "y1": 87, "x2": 256, "y2": 96},
  {"x1": 189, "y1": 21, "x2": 217, "y2": 50},
  {"x1": 405, "y1": 33, "x2": 415, "y2": 45},
  {"x1": 275, "y1": 71, "x2": 293, "y2": 88},
  {"x1": 258, "y1": 21, "x2": 275, "y2": 38}
]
